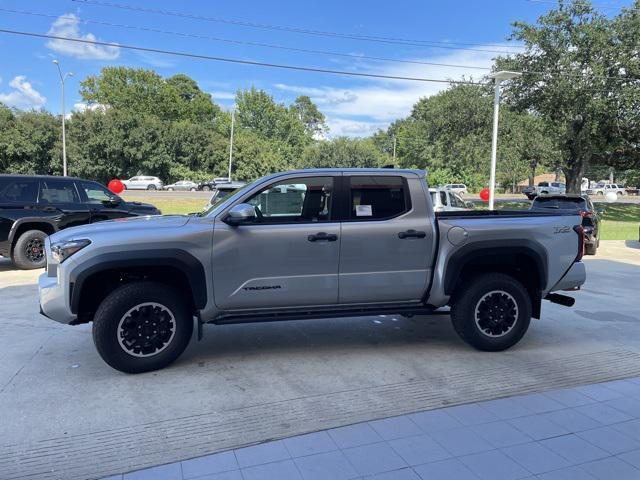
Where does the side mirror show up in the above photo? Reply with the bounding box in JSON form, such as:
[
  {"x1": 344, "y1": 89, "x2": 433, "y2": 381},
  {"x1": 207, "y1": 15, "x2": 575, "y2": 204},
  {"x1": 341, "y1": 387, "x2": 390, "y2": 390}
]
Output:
[
  {"x1": 103, "y1": 197, "x2": 121, "y2": 207},
  {"x1": 225, "y1": 203, "x2": 256, "y2": 225}
]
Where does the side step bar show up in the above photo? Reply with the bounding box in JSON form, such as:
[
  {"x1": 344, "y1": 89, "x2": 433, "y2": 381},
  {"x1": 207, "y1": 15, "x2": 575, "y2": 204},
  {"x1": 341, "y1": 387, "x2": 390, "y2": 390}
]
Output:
[
  {"x1": 211, "y1": 304, "x2": 449, "y2": 325},
  {"x1": 545, "y1": 293, "x2": 576, "y2": 307}
]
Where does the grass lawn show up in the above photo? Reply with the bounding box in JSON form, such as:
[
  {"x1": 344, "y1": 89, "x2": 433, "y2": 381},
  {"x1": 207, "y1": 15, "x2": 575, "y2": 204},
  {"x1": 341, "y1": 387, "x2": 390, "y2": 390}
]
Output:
[
  {"x1": 124, "y1": 195, "x2": 208, "y2": 215},
  {"x1": 126, "y1": 194, "x2": 639, "y2": 241}
]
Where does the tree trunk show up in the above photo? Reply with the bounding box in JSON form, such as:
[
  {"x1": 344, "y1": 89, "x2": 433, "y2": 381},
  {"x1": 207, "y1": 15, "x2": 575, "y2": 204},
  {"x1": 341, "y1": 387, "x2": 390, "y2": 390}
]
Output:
[
  {"x1": 563, "y1": 159, "x2": 586, "y2": 194},
  {"x1": 528, "y1": 160, "x2": 537, "y2": 186}
]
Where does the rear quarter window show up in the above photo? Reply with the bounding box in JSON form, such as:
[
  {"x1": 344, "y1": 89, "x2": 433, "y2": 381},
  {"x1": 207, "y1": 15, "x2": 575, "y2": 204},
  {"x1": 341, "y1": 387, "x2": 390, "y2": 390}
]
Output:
[{"x1": 0, "y1": 178, "x2": 39, "y2": 203}]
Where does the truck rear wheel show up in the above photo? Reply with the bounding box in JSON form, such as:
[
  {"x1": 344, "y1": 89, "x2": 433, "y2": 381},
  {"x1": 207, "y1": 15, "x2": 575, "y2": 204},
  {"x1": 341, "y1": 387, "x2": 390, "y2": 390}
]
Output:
[
  {"x1": 451, "y1": 273, "x2": 531, "y2": 352},
  {"x1": 12, "y1": 229, "x2": 47, "y2": 270},
  {"x1": 92, "y1": 282, "x2": 193, "y2": 373}
]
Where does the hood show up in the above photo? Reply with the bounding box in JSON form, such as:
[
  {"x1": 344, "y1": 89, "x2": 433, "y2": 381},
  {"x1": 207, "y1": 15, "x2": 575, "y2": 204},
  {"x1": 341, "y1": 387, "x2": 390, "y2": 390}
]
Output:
[
  {"x1": 50, "y1": 215, "x2": 190, "y2": 242},
  {"x1": 126, "y1": 201, "x2": 160, "y2": 213}
]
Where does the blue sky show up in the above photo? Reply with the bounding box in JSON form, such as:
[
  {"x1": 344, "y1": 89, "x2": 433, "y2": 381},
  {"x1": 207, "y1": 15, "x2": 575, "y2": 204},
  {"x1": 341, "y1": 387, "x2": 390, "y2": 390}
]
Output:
[{"x1": 0, "y1": 0, "x2": 633, "y2": 136}]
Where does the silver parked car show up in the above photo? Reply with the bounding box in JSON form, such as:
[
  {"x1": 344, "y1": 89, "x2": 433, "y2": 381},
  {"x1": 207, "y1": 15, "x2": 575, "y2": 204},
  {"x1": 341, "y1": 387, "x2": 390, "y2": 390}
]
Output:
[
  {"x1": 121, "y1": 176, "x2": 163, "y2": 191},
  {"x1": 164, "y1": 181, "x2": 198, "y2": 191}
]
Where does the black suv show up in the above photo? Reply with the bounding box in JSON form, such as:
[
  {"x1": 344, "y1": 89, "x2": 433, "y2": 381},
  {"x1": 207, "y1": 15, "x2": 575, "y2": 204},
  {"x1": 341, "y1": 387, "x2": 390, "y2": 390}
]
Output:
[
  {"x1": 530, "y1": 194, "x2": 601, "y2": 255},
  {"x1": 0, "y1": 175, "x2": 160, "y2": 269}
]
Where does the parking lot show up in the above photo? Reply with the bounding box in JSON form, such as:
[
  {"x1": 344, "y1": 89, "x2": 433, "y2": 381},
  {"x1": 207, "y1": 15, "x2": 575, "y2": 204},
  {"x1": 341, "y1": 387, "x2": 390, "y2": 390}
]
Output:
[{"x1": 0, "y1": 241, "x2": 638, "y2": 479}]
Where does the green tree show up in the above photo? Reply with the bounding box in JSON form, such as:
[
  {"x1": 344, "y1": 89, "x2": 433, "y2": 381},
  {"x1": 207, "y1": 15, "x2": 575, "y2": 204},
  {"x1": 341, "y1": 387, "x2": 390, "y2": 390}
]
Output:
[
  {"x1": 290, "y1": 95, "x2": 327, "y2": 137},
  {"x1": 301, "y1": 137, "x2": 388, "y2": 169},
  {"x1": 496, "y1": 0, "x2": 640, "y2": 192},
  {"x1": 80, "y1": 67, "x2": 221, "y2": 123}
]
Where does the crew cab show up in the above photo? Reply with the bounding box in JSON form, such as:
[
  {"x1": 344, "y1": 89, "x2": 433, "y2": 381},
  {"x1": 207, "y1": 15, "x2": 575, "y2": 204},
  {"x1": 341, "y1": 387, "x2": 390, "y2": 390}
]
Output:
[
  {"x1": 0, "y1": 175, "x2": 160, "y2": 269},
  {"x1": 38, "y1": 169, "x2": 586, "y2": 373}
]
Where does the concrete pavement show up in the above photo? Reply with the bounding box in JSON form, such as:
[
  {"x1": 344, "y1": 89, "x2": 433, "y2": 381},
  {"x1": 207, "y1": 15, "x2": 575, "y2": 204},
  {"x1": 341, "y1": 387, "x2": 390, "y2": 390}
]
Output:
[
  {"x1": 109, "y1": 376, "x2": 640, "y2": 480},
  {"x1": 0, "y1": 241, "x2": 639, "y2": 479}
]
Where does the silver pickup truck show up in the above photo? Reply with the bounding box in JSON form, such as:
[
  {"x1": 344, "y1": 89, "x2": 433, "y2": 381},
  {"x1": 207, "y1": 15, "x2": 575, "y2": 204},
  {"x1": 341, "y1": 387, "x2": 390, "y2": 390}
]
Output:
[{"x1": 39, "y1": 169, "x2": 586, "y2": 373}]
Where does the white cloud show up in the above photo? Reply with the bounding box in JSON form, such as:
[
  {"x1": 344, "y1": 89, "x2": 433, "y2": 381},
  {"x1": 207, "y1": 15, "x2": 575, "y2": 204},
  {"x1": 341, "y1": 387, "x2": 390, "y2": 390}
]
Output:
[
  {"x1": 209, "y1": 91, "x2": 236, "y2": 101},
  {"x1": 73, "y1": 102, "x2": 108, "y2": 113},
  {"x1": 46, "y1": 14, "x2": 120, "y2": 60},
  {"x1": 274, "y1": 45, "x2": 510, "y2": 137},
  {"x1": 0, "y1": 76, "x2": 46, "y2": 109}
]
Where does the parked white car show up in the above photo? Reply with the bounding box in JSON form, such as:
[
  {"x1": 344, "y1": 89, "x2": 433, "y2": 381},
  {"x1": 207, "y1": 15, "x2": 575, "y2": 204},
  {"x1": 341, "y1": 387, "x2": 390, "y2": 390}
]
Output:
[
  {"x1": 537, "y1": 181, "x2": 565, "y2": 195},
  {"x1": 443, "y1": 183, "x2": 468, "y2": 195},
  {"x1": 587, "y1": 183, "x2": 625, "y2": 196},
  {"x1": 164, "y1": 181, "x2": 198, "y2": 191},
  {"x1": 121, "y1": 176, "x2": 163, "y2": 191},
  {"x1": 429, "y1": 188, "x2": 472, "y2": 212}
]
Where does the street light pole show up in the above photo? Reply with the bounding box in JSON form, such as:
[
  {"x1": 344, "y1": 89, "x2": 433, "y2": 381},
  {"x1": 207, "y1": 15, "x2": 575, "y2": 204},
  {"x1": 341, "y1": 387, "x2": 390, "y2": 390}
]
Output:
[
  {"x1": 53, "y1": 60, "x2": 73, "y2": 177},
  {"x1": 487, "y1": 71, "x2": 521, "y2": 210},
  {"x1": 228, "y1": 109, "x2": 235, "y2": 182}
]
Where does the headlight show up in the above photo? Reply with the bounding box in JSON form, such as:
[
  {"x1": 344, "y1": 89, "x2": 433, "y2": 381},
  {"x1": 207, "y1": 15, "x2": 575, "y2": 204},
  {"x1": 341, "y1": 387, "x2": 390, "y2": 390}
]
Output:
[{"x1": 51, "y1": 239, "x2": 91, "y2": 263}]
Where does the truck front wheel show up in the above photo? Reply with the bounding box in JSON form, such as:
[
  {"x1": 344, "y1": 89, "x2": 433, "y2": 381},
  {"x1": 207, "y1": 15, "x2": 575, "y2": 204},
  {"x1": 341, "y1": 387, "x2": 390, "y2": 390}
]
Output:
[
  {"x1": 451, "y1": 273, "x2": 531, "y2": 352},
  {"x1": 92, "y1": 282, "x2": 193, "y2": 373}
]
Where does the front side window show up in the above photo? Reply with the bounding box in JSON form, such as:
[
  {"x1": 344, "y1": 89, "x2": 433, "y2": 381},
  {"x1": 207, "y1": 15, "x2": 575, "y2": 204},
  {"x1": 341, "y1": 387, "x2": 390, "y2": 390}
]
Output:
[
  {"x1": 0, "y1": 178, "x2": 39, "y2": 203},
  {"x1": 349, "y1": 176, "x2": 409, "y2": 220},
  {"x1": 80, "y1": 181, "x2": 117, "y2": 204},
  {"x1": 39, "y1": 180, "x2": 80, "y2": 204},
  {"x1": 245, "y1": 176, "x2": 334, "y2": 223}
]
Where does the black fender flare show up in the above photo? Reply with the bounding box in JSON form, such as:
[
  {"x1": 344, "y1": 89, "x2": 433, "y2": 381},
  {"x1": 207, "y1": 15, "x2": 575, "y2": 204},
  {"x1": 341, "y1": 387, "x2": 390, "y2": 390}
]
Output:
[
  {"x1": 443, "y1": 240, "x2": 549, "y2": 296},
  {"x1": 68, "y1": 249, "x2": 207, "y2": 314}
]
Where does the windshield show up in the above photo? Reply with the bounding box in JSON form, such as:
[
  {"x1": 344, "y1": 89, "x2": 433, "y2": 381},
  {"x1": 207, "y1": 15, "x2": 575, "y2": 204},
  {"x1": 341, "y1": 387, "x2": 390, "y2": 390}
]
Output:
[{"x1": 198, "y1": 179, "x2": 260, "y2": 216}]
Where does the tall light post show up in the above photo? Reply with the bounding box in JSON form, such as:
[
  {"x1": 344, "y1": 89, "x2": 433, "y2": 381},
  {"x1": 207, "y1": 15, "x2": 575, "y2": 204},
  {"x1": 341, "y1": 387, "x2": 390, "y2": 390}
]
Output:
[
  {"x1": 487, "y1": 71, "x2": 521, "y2": 210},
  {"x1": 228, "y1": 108, "x2": 235, "y2": 181},
  {"x1": 53, "y1": 60, "x2": 73, "y2": 176}
]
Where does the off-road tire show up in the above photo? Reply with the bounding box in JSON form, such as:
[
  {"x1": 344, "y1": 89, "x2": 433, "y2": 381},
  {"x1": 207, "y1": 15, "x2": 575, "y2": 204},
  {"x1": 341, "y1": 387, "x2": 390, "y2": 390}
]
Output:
[
  {"x1": 92, "y1": 282, "x2": 193, "y2": 373},
  {"x1": 451, "y1": 273, "x2": 532, "y2": 352},
  {"x1": 12, "y1": 229, "x2": 47, "y2": 270},
  {"x1": 202, "y1": 186, "x2": 211, "y2": 191},
  {"x1": 585, "y1": 242, "x2": 597, "y2": 255}
]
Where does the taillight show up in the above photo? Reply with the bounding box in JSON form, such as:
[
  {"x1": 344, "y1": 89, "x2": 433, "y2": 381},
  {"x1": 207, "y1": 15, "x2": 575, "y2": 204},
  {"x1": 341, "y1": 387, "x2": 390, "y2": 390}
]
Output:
[
  {"x1": 579, "y1": 210, "x2": 593, "y2": 218},
  {"x1": 573, "y1": 225, "x2": 585, "y2": 261}
]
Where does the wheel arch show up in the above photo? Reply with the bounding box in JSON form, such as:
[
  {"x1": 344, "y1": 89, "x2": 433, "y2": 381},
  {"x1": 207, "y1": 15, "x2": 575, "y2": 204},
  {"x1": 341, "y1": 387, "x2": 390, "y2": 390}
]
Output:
[
  {"x1": 69, "y1": 249, "x2": 207, "y2": 323},
  {"x1": 444, "y1": 241, "x2": 547, "y2": 319},
  {"x1": 10, "y1": 219, "x2": 56, "y2": 251}
]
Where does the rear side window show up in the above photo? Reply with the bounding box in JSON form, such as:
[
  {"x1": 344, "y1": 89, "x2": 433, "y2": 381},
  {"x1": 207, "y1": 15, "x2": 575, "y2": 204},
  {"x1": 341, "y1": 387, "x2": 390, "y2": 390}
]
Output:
[
  {"x1": 348, "y1": 176, "x2": 409, "y2": 220},
  {"x1": 0, "y1": 178, "x2": 39, "y2": 203},
  {"x1": 39, "y1": 180, "x2": 80, "y2": 204}
]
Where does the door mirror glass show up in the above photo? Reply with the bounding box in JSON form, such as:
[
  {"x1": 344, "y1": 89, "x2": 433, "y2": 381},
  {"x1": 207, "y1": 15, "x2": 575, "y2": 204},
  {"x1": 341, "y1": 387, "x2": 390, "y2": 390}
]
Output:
[{"x1": 226, "y1": 203, "x2": 257, "y2": 225}]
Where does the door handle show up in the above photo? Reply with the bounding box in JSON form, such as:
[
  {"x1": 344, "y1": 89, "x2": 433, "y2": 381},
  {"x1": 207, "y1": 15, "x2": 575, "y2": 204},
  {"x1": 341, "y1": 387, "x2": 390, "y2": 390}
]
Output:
[
  {"x1": 398, "y1": 229, "x2": 426, "y2": 239},
  {"x1": 42, "y1": 206, "x2": 59, "y2": 212},
  {"x1": 308, "y1": 232, "x2": 338, "y2": 242}
]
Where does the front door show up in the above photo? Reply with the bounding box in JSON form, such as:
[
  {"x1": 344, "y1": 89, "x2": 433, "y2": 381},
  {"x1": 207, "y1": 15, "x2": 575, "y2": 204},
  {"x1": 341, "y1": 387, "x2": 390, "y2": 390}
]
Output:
[
  {"x1": 212, "y1": 175, "x2": 340, "y2": 310},
  {"x1": 338, "y1": 174, "x2": 435, "y2": 304},
  {"x1": 78, "y1": 180, "x2": 133, "y2": 222},
  {"x1": 37, "y1": 179, "x2": 90, "y2": 230}
]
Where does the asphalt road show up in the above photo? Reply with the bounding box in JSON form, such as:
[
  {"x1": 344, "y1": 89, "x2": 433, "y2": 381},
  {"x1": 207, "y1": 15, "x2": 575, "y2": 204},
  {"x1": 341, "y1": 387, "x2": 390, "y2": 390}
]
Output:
[{"x1": 1, "y1": 242, "x2": 639, "y2": 479}]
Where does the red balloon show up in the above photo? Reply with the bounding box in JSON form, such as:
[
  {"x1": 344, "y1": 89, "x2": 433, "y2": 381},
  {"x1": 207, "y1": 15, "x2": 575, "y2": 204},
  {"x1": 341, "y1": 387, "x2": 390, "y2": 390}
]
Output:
[
  {"x1": 108, "y1": 179, "x2": 124, "y2": 194},
  {"x1": 479, "y1": 187, "x2": 490, "y2": 202}
]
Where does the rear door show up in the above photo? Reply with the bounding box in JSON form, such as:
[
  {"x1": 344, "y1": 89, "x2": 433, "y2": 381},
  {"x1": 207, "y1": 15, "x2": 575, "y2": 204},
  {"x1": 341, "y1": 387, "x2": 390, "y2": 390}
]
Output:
[
  {"x1": 338, "y1": 174, "x2": 436, "y2": 304},
  {"x1": 37, "y1": 179, "x2": 90, "y2": 229},
  {"x1": 212, "y1": 174, "x2": 340, "y2": 310}
]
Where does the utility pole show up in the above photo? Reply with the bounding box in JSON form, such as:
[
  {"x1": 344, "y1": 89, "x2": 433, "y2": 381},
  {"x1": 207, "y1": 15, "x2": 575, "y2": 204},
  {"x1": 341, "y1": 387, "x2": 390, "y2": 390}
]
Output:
[
  {"x1": 228, "y1": 109, "x2": 235, "y2": 181},
  {"x1": 487, "y1": 71, "x2": 521, "y2": 210},
  {"x1": 53, "y1": 60, "x2": 73, "y2": 176}
]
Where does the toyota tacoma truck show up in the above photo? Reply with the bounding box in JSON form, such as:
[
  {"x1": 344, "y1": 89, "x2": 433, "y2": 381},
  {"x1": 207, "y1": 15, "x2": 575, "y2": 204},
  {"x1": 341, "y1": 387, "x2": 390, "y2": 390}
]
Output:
[{"x1": 38, "y1": 169, "x2": 586, "y2": 373}]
